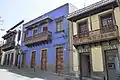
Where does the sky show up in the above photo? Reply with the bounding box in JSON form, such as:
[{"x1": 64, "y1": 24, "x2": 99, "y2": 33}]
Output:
[{"x1": 0, "y1": 0, "x2": 101, "y2": 41}]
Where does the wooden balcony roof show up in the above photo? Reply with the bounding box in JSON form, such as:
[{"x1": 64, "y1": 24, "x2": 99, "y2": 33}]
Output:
[
  {"x1": 24, "y1": 16, "x2": 53, "y2": 29},
  {"x1": 67, "y1": 0, "x2": 118, "y2": 21}
]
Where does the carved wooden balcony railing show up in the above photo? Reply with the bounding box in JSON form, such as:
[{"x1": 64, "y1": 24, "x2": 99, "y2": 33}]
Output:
[
  {"x1": 2, "y1": 41, "x2": 15, "y2": 51},
  {"x1": 24, "y1": 31, "x2": 52, "y2": 46},
  {"x1": 73, "y1": 26, "x2": 119, "y2": 46}
]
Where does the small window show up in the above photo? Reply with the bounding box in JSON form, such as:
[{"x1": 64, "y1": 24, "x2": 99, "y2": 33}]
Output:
[
  {"x1": 33, "y1": 27, "x2": 38, "y2": 35},
  {"x1": 56, "y1": 20, "x2": 63, "y2": 32}
]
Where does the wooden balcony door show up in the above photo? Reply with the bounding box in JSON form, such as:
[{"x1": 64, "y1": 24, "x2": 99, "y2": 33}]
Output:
[
  {"x1": 43, "y1": 26, "x2": 48, "y2": 32},
  {"x1": 100, "y1": 13, "x2": 115, "y2": 33},
  {"x1": 56, "y1": 47, "x2": 64, "y2": 73},
  {"x1": 77, "y1": 21, "x2": 89, "y2": 37},
  {"x1": 31, "y1": 51, "x2": 36, "y2": 68},
  {"x1": 41, "y1": 49, "x2": 47, "y2": 70}
]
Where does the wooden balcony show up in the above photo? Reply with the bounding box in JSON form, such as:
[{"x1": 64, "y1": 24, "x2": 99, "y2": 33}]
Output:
[
  {"x1": 24, "y1": 31, "x2": 52, "y2": 46},
  {"x1": 2, "y1": 41, "x2": 15, "y2": 51},
  {"x1": 73, "y1": 27, "x2": 119, "y2": 46}
]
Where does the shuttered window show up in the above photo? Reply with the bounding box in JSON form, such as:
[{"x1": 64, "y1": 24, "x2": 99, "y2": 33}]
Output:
[
  {"x1": 100, "y1": 13, "x2": 115, "y2": 33},
  {"x1": 77, "y1": 20, "x2": 89, "y2": 37}
]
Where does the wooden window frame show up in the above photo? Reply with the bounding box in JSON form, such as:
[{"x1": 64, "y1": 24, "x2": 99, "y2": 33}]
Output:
[
  {"x1": 77, "y1": 20, "x2": 89, "y2": 38},
  {"x1": 99, "y1": 12, "x2": 115, "y2": 33},
  {"x1": 56, "y1": 20, "x2": 64, "y2": 33}
]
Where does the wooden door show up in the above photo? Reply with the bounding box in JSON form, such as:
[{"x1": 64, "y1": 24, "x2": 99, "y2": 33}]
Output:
[
  {"x1": 41, "y1": 49, "x2": 47, "y2": 70},
  {"x1": 15, "y1": 54, "x2": 18, "y2": 66},
  {"x1": 56, "y1": 47, "x2": 64, "y2": 73},
  {"x1": 22, "y1": 54, "x2": 26, "y2": 67},
  {"x1": 31, "y1": 51, "x2": 36, "y2": 68},
  {"x1": 4, "y1": 54, "x2": 7, "y2": 65},
  {"x1": 10, "y1": 53, "x2": 14, "y2": 65},
  {"x1": 7, "y1": 54, "x2": 10, "y2": 65}
]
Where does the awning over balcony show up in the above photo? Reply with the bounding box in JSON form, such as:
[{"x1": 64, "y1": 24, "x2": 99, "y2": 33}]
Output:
[
  {"x1": 2, "y1": 30, "x2": 17, "y2": 39},
  {"x1": 24, "y1": 16, "x2": 53, "y2": 29}
]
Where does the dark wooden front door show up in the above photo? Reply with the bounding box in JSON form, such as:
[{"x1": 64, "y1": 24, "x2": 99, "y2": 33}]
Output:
[
  {"x1": 56, "y1": 47, "x2": 64, "y2": 73},
  {"x1": 15, "y1": 54, "x2": 18, "y2": 66},
  {"x1": 10, "y1": 53, "x2": 14, "y2": 65},
  {"x1": 31, "y1": 51, "x2": 36, "y2": 68},
  {"x1": 7, "y1": 54, "x2": 10, "y2": 65},
  {"x1": 22, "y1": 54, "x2": 26, "y2": 67},
  {"x1": 41, "y1": 49, "x2": 47, "y2": 70},
  {"x1": 81, "y1": 54, "x2": 91, "y2": 77},
  {"x1": 4, "y1": 54, "x2": 7, "y2": 65}
]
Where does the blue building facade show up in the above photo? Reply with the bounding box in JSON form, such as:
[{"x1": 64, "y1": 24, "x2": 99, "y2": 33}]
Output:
[{"x1": 21, "y1": 3, "x2": 77, "y2": 73}]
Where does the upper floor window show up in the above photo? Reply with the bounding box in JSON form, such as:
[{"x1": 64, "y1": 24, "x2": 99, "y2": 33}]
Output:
[
  {"x1": 77, "y1": 20, "x2": 89, "y2": 37},
  {"x1": 43, "y1": 24, "x2": 48, "y2": 32},
  {"x1": 24, "y1": 31, "x2": 28, "y2": 40},
  {"x1": 100, "y1": 13, "x2": 115, "y2": 33},
  {"x1": 33, "y1": 27, "x2": 38, "y2": 35},
  {"x1": 56, "y1": 20, "x2": 63, "y2": 32}
]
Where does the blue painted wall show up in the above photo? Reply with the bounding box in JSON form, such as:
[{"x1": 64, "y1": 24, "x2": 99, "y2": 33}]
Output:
[{"x1": 21, "y1": 3, "x2": 71, "y2": 68}]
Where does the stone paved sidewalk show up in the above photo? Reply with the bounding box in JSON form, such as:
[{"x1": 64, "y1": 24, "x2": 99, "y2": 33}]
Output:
[{"x1": 0, "y1": 66, "x2": 94, "y2": 80}]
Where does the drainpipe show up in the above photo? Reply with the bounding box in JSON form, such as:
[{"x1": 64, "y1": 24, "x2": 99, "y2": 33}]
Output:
[
  {"x1": 116, "y1": 0, "x2": 120, "y2": 10},
  {"x1": 68, "y1": 20, "x2": 74, "y2": 74}
]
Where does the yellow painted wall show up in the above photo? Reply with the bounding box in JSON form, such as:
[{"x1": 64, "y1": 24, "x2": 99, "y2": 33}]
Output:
[
  {"x1": 91, "y1": 45, "x2": 104, "y2": 72},
  {"x1": 114, "y1": 7, "x2": 120, "y2": 35},
  {"x1": 73, "y1": 22, "x2": 77, "y2": 35},
  {"x1": 91, "y1": 14, "x2": 100, "y2": 30},
  {"x1": 72, "y1": 7, "x2": 120, "y2": 72},
  {"x1": 73, "y1": 46, "x2": 79, "y2": 71}
]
